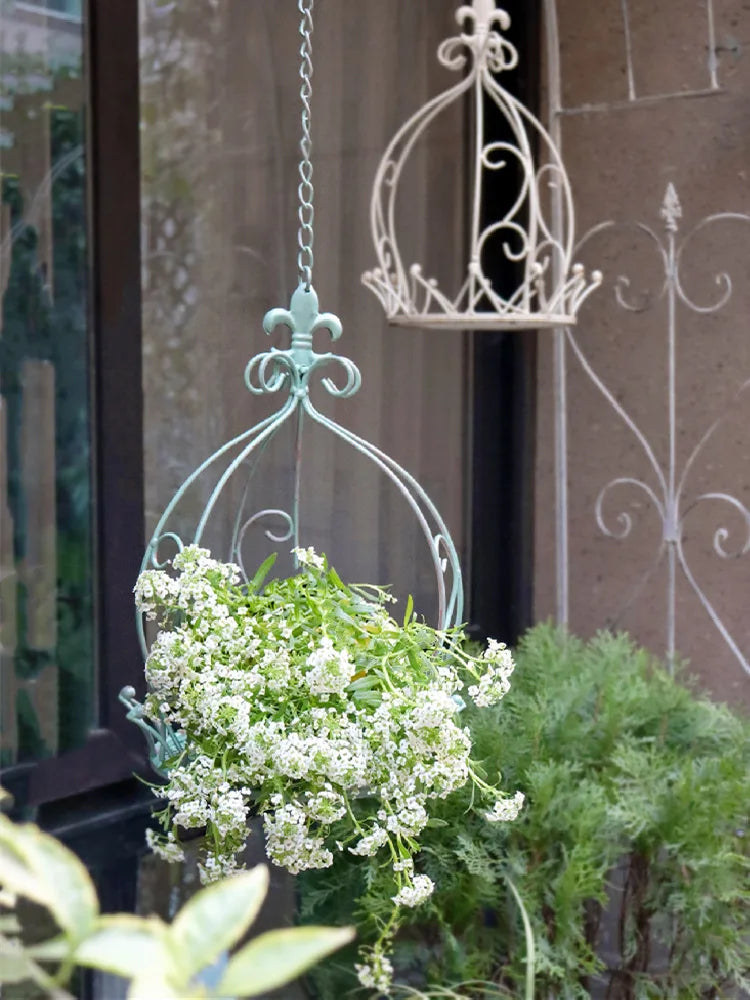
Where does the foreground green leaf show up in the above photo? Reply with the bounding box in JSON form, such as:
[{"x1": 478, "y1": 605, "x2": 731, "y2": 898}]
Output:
[
  {"x1": 1, "y1": 816, "x2": 98, "y2": 939},
  {"x1": 217, "y1": 925, "x2": 355, "y2": 997},
  {"x1": 169, "y1": 865, "x2": 269, "y2": 979},
  {"x1": 74, "y1": 915, "x2": 173, "y2": 980}
]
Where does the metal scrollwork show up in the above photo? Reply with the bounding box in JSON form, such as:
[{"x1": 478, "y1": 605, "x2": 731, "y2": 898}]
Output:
[
  {"x1": 233, "y1": 509, "x2": 295, "y2": 583},
  {"x1": 133, "y1": 281, "x2": 463, "y2": 667},
  {"x1": 363, "y1": 0, "x2": 601, "y2": 329},
  {"x1": 246, "y1": 285, "x2": 361, "y2": 400},
  {"x1": 118, "y1": 686, "x2": 186, "y2": 777},
  {"x1": 563, "y1": 184, "x2": 750, "y2": 677}
]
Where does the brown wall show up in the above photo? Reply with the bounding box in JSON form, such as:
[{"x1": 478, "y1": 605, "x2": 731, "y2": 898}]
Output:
[{"x1": 535, "y1": 0, "x2": 750, "y2": 706}]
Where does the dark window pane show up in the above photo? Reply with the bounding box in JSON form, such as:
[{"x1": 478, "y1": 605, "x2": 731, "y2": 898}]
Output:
[{"x1": 0, "y1": 0, "x2": 94, "y2": 765}]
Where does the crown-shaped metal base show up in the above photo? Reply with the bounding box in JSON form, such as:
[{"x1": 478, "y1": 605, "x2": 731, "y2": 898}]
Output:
[{"x1": 363, "y1": 0, "x2": 602, "y2": 331}]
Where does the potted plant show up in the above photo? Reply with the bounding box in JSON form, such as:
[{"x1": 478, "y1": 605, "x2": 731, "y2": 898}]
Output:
[{"x1": 133, "y1": 543, "x2": 523, "y2": 991}]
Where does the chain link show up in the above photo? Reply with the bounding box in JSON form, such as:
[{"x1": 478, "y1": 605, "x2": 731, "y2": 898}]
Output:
[{"x1": 297, "y1": 0, "x2": 314, "y2": 289}]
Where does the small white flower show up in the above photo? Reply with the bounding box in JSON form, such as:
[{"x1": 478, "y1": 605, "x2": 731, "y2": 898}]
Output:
[
  {"x1": 393, "y1": 857, "x2": 414, "y2": 875},
  {"x1": 468, "y1": 644, "x2": 515, "y2": 708},
  {"x1": 392, "y1": 873, "x2": 434, "y2": 908},
  {"x1": 134, "y1": 546, "x2": 518, "y2": 990},
  {"x1": 293, "y1": 546, "x2": 325, "y2": 571},
  {"x1": 145, "y1": 827, "x2": 185, "y2": 864},
  {"x1": 355, "y1": 952, "x2": 393, "y2": 993},
  {"x1": 349, "y1": 825, "x2": 389, "y2": 857},
  {"x1": 304, "y1": 638, "x2": 353, "y2": 697},
  {"x1": 484, "y1": 790, "x2": 525, "y2": 823},
  {"x1": 198, "y1": 851, "x2": 241, "y2": 885}
]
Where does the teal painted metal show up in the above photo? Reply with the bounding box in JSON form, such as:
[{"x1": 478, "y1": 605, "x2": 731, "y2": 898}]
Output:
[
  {"x1": 128, "y1": 285, "x2": 464, "y2": 774},
  {"x1": 123, "y1": 0, "x2": 464, "y2": 775},
  {"x1": 118, "y1": 685, "x2": 186, "y2": 777}
]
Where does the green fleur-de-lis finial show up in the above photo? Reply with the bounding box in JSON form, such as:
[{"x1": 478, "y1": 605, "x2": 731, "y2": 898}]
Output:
[{"x1": 245, "y1": 283, "x2": 360, "y2": 399}]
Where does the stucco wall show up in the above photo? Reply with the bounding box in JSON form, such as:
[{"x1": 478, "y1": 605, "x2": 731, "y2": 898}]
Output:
[{"x1": 534, "y1": 0, "x2": 750, "y2": 707}]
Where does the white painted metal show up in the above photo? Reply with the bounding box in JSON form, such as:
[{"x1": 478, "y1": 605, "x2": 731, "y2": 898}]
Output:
[
  {"x1": 543, "y1": 0, "x2": 748, "y2": 678},
  {"x1": 362, "y1": 0, "x2": 602, "y2": 331},
  {"x1": 563, "y1": 186, "x2": 750, "y2": 676}
]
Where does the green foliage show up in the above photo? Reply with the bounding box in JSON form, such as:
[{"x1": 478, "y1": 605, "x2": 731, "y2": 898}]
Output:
[
  {"x1": 139, "y1": 545, "x2": 516, "y2": 988},
  {"x1": 300, "y1": 626, "x2": 750, "y2": 999},
  {"x1": 0, "y1": 812, "x2": 353, "y2": 999}
]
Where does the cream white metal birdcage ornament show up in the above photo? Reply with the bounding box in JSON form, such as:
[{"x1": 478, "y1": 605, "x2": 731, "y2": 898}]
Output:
[{"x1": 362, "y1": 0, "x2": 602, "y2": 330}]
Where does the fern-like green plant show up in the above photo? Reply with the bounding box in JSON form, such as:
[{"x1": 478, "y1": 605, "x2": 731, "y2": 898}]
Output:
[{"x1": 300, "y1": 626, "x2": 750, "y2": 999}]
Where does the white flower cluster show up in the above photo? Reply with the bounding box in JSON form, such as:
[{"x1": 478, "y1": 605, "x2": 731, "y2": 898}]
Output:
[
  {"x1": 293, "y1": 545, "x2": 325, "y2": 571},
  {"x1": 392, "y1": 873, "x2": 435, "y2": 908},
  {"x1": 485, "y1": 790, "x2": 526, "y2": 823},
  {"x1": 468, "y1": 638, "x2": 516, "y2": 707},
  {"x1": 136, "y1": 544, "x2": 521, "y2": 994},
  {"x1": 355, "y1": 952, "x2": 394, "y2": 995}
]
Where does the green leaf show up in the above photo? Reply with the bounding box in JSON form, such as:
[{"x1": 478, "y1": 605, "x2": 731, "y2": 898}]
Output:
[
  {"x1": 25, "y1": 936, "x2": 70, "y2": 962},
  {"x1": 0, "y1": 832, "x2": 50, "y2": 909},
  {"x1": 11, "y1": 820, "x2": 98, "y2": 938},
  {"x1": 347, "y1": 674, "x2": 380, "y2": 692},
  {"x1": 169, "y1": 865, "x2": 269, "y2": 979},
  {"x1": 127, "y1": 972, "x2": 185, "y2": 1000},
  {"x1": 249, "y1": 553, "x2": 277, "y2": 593},
  {"x1": 0, "y1": 934, "x2": 69, "y2": 995},
  {"x1": 0, "y1": 934, "x2": 38, "y2": 985},
  {"x1": 506, "y1": 875, "x2": 536, "y2": 1000},
  {"x1": 404, "y1": 594, "x2": 414, "y2": 627},
  {"x1": 350, "y1": 690, "x2": 382, "y2": 706},
  {"x1": 216, "y1": 925, "x2": 354, "y2": 998},
  {"x1": 0, "y1": 915, "x2": 20, "y2": 935},
  {"x1": 74, "y1": 915, "x2": 174, "y2": 981}
]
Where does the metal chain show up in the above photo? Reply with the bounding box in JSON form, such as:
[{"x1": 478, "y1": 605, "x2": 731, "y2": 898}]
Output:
[{"x1": 297, "y1": 0, "x2": 314, "y2": 289}]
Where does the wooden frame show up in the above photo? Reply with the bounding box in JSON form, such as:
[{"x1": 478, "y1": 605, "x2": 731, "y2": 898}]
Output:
[{"x1": 2, "y1": 0, "x2": 149, "y2": 812}]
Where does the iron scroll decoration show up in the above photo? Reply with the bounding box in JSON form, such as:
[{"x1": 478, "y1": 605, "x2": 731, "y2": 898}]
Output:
[
  {"x1": 560, "y1": 185, "x2": 750, "y2": 677},
  {"x1": 120, "y1": 284, "x2": 465, "y2": 773},
  {"x1": 362, "y1": 0, "x2": 602, "y2": 329}
]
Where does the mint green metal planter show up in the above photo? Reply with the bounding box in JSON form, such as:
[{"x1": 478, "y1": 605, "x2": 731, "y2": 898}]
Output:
[
  {"x1": 124, "y1": 284, "x2": 463, "y2": 775},
  {"x1": 122, "y1": 0, "x2": 464, "y2": 776}
]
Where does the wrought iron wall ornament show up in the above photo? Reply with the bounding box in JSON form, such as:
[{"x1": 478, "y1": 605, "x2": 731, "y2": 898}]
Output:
[
  {"x1": 559, "y1": 185, "x2": 750, "y2": 677},
  {"x1": 362, "y1": 0, "x2": 602, "y2": 330},
  {"x1": 122, "y1": 0, "x2": 465, "y2": 767}
]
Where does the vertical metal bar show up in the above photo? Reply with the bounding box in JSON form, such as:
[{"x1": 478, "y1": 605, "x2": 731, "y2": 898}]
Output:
[
  {"x1": 469, "y1": 67, "x2": 485, "y2": 307},
  {"x1": 544, "y1": 0, "x2": 569, "y2": 625},
  {"x1": 706, "y1": 0, "x2": 719, "y2": 90},
  {"x1": 666, "y1": 228, "x2": 677, "y2": 667},
  {"x1": 620, "y1": 0, "x2": 637, "y2": 101},
  {"x1": 553, "y1": 331, "x2": 569, "y2": 625},
  {"x1": 293, "y1": 404, "x2": 304, "y2": 561}
]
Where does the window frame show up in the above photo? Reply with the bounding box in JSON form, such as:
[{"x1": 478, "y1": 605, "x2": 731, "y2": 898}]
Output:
[
  {"x1": 469, "y1": 0, "x2": 540, "y2": 644},
  {"x1": 2, "y1": 0, "x2": 148, "y2": 813}
]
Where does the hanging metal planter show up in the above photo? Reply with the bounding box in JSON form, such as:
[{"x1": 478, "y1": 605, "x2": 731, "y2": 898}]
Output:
[
  {"x1": 362, "y1": 0, "x2": 602, "y2": 329},
  {"x1": 120, "y1": 1, "x2": 463, "y2": 776},
  {"x1": 120, "y1": 6, "x2": 531, "y2": 988}
]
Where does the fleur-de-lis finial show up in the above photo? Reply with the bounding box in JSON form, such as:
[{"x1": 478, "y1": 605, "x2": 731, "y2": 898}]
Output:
[
  {"x1": 468, "y1": 0, "x2": 510, "y2": 35},
  {"x1": 472, "y1": 0, "x2": 497, "y2": 29},
  {"x1": 660, "y1": 183, "x2": 683, "y2": 233}
]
